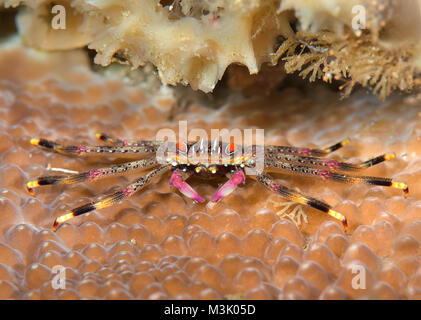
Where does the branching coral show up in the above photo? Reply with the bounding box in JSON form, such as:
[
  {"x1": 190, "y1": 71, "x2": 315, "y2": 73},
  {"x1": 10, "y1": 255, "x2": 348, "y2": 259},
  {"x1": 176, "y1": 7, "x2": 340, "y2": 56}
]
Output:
[
  {"x1": 272, "y1": 30, "x2": 417, "y2": 100},
  {"x1": 270, "y1": 199, "x2": 308, "y2": 228}
]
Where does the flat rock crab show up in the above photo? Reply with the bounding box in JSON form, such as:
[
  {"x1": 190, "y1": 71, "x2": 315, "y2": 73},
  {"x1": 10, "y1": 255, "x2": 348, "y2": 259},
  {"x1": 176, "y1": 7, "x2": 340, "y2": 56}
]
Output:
[{"x1": 26, "y1": 134, "x2": 408, "y2": 232}]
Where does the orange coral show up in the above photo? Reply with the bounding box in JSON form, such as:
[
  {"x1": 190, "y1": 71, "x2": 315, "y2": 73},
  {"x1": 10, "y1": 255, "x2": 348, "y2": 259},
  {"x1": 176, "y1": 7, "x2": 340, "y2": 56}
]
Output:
[{"x1": 1, "y1": 43, "x2": 421, "y2": 299}]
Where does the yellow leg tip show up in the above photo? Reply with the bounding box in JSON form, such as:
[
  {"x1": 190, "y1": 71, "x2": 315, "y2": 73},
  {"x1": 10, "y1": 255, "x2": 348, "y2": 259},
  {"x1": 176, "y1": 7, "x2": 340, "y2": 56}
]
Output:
[
  {"x1": 341, "y1": 138, "x2": 350, "y2": 146},
  {"x1": 96, "y1": 133, "x2": 112, "y2": 143},
  {"x1": 391, "y1": 182, "x2": 409, "y2": 198},
  {"x1": 53, "y1": 212, "x2": 75, "y2": 231},
  {"x1": 385, "y1": 153, "x2": 396, "y2": 161},
  {"x1": 26, "y1": 181, "x2": 39, "y2": 195},
  {"x1": 30, "y1": 138, "x2": 40, "y2": 146},
  {"x1": 57, "y1": 212, "x2": 75, "y2": 223},
  {"x1": 26, "y1": 181, "x2": 39, "y2": 189},
  {"x1": 328, "y1": 209, "x2": 348, "y2": 231}
]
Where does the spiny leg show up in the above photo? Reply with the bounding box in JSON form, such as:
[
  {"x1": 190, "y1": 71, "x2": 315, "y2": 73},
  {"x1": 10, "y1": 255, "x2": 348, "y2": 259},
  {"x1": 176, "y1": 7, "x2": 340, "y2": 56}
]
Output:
[
  {"x1": 30, "y1": 138, "x2": 158, "y2": 156},
  {"x1": 26, "y1": 158, "x2": 158, "y2": 195},
  {"x1": 170, "y1": 169, "x2": 204, "y2": 203},
  {"x1": 265, "y1": 159, "x2": 409, "y2": 198},
  {"x1": 265, "y1": 138, "x2": 350, "y2": 157},
  {"x1": 210, "y1": 169, "x2": 246, "y2": 202},
  {"x1": 265, "y1": 153, "x2": 396, "y2": 171},
  {"x1": 257, "y1": 172, "x2": 348, "y2": 231},
  {"x1": 52, "y1": 165, "x2": 171, "y2": 231}
]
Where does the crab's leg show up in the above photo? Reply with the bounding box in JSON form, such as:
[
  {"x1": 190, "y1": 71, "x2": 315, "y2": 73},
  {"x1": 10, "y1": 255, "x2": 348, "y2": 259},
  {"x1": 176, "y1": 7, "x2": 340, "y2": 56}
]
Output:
[
  {"x1": 52, "y1": 164, "x2": 170, "y2": 231},
  {"x1": 266, "y1": 153, "x2": 396, "y2": 171},
  {"x1": 95, "y1": 133, "x2": 159, "y2": 149},
  {"x1": 257, "y1": 172, "x2": 348, "y2": 230},
  {"x1": 265, "y1": 159, "x2": 409, "y2": 198},
  {"x1": 210, "y1": 169, "x2": 246, "y2": 202},
  {"x1": 95, "y1": 133, "x2": 120, "y2": 145},
  {"x1": 30, "y1": 138, "x2": 158, "y2": 156},
  {"x1": 170, "y1": 170, "x2": 204, "y2": 203},
  {"x1": 26, "y1": 158, "x2": 158, "y2": 195},
  {"x1": 265, "y1": 138, "x2": 350, "y2": 157}
]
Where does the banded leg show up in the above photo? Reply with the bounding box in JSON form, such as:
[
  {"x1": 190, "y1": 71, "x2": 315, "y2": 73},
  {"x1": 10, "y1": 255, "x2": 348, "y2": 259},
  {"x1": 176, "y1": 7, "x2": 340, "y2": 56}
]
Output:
[
  {"x1": 257, "y1": 172, "x2": 348, "y2": 230},
  {"x1": 52, "y1": 165, "x2": 170, "y2": 231},
  {"x1": 265, "y1": 153, "x2": 396, "y2": 171},
  {"x1": 265, "y1": 138, "x2": 350, "y2": 157},
  {"x1": 26, "y1": 158, "x2": 158, "y2": 195},
  {"x1": 211, "y1": 169, "x2": 246, "y2": 202},
  {"x1": 95, "y1": 133, "x2": 160, "y2": 149},
  {"x1": 170, "y1": 170, "x2": 204, "y2": 203},
  {"x1": 30, "y1": 138, "x2": 158, "y2": 156},
  {"x1": 265, "y1": 159, "x2": 409, "y2": 198}
]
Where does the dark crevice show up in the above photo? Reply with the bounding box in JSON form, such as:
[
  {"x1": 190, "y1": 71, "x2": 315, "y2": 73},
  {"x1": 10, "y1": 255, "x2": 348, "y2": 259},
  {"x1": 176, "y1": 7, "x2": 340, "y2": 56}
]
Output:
[{"x1": 0, "y1": 9, "x2": 18, "y2": 40}]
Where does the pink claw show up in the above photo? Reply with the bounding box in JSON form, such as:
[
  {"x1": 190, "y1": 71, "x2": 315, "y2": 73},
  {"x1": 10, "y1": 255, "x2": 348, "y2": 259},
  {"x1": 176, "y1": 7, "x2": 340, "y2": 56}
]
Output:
[
  {"x1": 170, "y1": 171, "x2": 205, "y2": 203},
  {"x1": 211, "y1": 170, "x2": 246, "y2": 202}
]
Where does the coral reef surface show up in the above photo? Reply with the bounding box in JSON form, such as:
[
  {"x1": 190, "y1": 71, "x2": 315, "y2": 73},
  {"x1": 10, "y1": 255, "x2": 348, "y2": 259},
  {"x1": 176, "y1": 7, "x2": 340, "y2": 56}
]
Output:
[{"x1": 0, "y1": 42, "x2": 420, "y2": 299}]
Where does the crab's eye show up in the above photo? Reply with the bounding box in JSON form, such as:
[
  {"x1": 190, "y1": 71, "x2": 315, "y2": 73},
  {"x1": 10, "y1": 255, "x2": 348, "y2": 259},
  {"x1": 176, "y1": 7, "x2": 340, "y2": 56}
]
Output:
[
  {"x1": 225, "y1": 142, "x2": 237, "y2": 155},
  {"x1": 176, "y1": 141, "x2": 187, "y2": 154}
]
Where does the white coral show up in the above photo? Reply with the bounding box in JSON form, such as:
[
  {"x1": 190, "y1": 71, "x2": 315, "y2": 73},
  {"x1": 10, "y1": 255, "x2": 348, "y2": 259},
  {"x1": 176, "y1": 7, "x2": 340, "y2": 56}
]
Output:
[
  {"x1": 2, "y1": 0, "x2": 293, "y2": 92},
  {"x1": 2, "y1": 0, "x2": 421, "y2": 94}
]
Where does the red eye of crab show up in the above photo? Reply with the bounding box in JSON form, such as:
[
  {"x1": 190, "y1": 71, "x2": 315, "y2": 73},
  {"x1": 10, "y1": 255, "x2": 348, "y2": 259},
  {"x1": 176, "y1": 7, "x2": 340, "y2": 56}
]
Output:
[
  {"x1": 225, "y1": 142, "x2": 237, "y2": 155},
  {"x1": 176, "y1": 141, "x2": 187, "y2": 153}
]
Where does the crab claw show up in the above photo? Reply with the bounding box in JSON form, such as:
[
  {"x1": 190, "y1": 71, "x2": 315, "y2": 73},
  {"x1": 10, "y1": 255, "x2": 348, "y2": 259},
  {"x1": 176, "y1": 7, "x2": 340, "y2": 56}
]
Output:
[
  {"x1": 211, "y1": 169, "x2": 245, "y2": 202},
  {"x1": 170, "y1": 171, "x2": 205, "y2": 203}
]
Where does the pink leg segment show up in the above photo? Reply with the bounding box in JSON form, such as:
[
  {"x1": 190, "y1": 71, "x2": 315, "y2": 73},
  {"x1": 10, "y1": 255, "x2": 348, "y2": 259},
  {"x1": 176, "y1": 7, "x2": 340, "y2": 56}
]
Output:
[
  {"x1": 170, "y1": 171, "x2": 205, "y2": 203},
  {"x1": 211, "y1": 170, "x2": 246, "y2": 202}
]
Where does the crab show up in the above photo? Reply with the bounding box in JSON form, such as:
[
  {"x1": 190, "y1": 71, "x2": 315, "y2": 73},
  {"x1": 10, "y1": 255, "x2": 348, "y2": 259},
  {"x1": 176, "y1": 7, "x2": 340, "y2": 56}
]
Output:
[{"x1": 26, "y1": 134, "x2": 408, "y2": 232}]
